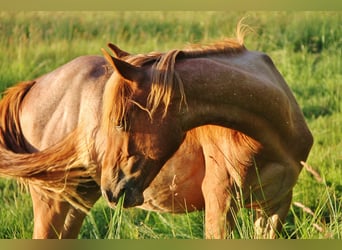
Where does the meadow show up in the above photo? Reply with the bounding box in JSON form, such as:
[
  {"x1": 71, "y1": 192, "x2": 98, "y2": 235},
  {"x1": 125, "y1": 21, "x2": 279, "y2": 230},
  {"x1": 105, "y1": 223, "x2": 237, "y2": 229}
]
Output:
[{"x1": 0, "y1": 11, "x2": 341, "y2": 239}]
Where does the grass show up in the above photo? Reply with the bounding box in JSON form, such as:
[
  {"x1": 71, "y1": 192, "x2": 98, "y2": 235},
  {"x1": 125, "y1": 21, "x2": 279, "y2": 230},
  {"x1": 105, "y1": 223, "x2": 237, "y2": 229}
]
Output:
[{"x1": 0, "y1": 11, "x2": 341, "y2": 239}]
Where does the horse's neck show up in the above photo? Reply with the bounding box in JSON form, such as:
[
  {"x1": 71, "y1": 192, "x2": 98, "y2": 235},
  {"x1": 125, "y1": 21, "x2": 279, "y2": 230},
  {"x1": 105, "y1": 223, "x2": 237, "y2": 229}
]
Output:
[
  {"x1": 181, "y1": 97, "x2": 281, "y2": 151},
  {"x1": 177, "y1": 57, "x2": 312, "y2": 160}
]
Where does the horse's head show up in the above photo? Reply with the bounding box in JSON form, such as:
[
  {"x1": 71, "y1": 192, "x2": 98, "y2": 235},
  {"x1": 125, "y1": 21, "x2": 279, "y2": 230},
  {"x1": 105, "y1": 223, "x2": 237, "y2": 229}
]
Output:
[{"x1": 100, "y1": 45, "x2": 186, "y2": 208}]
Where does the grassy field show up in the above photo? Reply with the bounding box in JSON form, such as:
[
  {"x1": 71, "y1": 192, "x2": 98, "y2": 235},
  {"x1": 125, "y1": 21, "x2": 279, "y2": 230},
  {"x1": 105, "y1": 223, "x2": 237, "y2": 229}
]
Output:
[{"x1": 0, "y1": 11, "x2": 341, "y2": 239}]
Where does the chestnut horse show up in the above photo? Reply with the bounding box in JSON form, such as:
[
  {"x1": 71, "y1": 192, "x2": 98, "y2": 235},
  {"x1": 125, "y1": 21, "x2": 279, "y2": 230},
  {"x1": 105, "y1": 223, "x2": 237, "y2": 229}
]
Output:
[
  {"x1": 0, "y1": 33, "x2": 313, "y2": 238},
  {"x1": 100, "y1": 38, "x2": 313, "y2": 238}
]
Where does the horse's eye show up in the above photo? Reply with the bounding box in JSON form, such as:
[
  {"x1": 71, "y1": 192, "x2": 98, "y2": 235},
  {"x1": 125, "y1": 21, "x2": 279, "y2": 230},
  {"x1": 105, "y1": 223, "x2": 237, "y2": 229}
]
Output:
[
  {"x1": 116, "y1": 125, "x2": 124, "y2": 132},
  {"x1": 115, "y1": 120, "x2": 126, "y2": 132}
]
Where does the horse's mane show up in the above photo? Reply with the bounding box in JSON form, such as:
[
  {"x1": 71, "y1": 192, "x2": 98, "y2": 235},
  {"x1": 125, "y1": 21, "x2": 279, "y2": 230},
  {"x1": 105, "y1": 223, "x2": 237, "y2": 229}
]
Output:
[{"x1": 102, "y1": 27, "x2": 247, "y2": 133}]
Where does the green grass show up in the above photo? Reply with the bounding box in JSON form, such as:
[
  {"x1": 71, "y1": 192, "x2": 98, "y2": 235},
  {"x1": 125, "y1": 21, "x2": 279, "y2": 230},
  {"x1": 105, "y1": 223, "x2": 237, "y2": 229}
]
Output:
[{"x1": 0, "y1": 11, "x2": 341, "y2": 239}]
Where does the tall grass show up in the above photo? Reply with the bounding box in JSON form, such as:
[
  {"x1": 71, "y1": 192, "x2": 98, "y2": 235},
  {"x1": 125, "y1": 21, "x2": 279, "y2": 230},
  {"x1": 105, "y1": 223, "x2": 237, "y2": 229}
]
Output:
[{"x1": 0, "y1": 11, "x2": 341, "y2": 239}]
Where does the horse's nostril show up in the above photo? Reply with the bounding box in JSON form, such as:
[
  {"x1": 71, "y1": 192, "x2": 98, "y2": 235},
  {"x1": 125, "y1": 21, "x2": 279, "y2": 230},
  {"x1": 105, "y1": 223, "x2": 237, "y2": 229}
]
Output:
[
  {"x1": 103, "y1": 189, "x2": 116, "y2": 203},
  {"x1": 102, "y1": 186, "x2": 127, "y2": 205},
  {"x1": 117, "y1": 187, "x2": 126, "y2": 199}
]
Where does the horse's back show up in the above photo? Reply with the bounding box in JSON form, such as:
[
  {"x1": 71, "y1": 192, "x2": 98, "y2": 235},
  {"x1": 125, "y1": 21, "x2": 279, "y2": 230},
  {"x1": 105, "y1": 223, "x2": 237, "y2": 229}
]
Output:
[{"x1": 19, "y1": 55, "x2": 111, "y2": 151}]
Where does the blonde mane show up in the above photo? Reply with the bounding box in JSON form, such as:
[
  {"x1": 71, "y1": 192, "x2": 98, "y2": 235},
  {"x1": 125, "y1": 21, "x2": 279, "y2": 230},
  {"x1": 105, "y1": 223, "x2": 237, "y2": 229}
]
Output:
[{"x1": 102, "y1": 31, "x2": 247, "y2": 133}]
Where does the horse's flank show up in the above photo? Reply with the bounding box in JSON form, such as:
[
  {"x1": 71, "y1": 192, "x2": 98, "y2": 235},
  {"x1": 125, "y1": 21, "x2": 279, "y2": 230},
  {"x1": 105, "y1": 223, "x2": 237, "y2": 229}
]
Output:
[{"x1": 0, "y1": 81, "x2": 97, "y2": 211}]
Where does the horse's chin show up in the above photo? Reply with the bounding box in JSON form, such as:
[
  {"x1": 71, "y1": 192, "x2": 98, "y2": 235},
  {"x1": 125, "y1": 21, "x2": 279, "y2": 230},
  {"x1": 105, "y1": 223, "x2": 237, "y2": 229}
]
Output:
[{"x1": 122, "y1": 189, "x2": 144, "y2": 208}]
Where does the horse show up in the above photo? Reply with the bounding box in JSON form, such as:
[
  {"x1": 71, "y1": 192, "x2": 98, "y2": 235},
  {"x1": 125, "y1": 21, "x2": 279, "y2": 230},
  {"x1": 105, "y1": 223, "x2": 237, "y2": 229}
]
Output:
[
  {"x1": 100, "y1": 35, "x2": 313, "y2": 237},
  {"x1": 0, "y1": 31, "x2": 313, "y2": 239}
]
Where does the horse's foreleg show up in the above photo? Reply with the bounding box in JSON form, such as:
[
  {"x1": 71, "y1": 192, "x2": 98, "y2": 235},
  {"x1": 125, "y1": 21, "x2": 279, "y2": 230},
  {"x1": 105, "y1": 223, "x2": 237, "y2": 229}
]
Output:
[
  {"x1": 201, "y1": 158, "x2": 236, "y2": 239},
  {"x1": 61, "y1": 181, "x2": 102, "y2": 238},
  {"x1": 30, "y1": 185, "x2": 71, "y2": 239}
]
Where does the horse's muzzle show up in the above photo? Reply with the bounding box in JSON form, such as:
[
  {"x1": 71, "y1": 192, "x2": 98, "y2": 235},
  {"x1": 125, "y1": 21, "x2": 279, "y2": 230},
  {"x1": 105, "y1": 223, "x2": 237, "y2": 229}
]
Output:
[{"x1": 101, "y1": 180, "x2": 144, "y2": 208}]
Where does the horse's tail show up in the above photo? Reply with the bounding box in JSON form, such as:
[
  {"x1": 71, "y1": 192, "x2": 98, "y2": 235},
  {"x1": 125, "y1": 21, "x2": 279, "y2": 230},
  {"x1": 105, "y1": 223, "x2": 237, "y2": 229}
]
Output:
[
  {"x1": 0, "y1": 82, "x2": 96, "y2": 210},
  {"x1": 0, "y1": 130, "x2": 97, "y2": 211},
  {"x1": 0, "y1": 81, "x2": 34, "y2": 152}
]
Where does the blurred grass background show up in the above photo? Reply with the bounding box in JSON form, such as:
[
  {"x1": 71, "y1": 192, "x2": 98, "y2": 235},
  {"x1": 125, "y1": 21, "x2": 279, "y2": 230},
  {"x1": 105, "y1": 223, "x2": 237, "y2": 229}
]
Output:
[{"x1": 0, "y1": 11, "x2": 341, "y2": 238}]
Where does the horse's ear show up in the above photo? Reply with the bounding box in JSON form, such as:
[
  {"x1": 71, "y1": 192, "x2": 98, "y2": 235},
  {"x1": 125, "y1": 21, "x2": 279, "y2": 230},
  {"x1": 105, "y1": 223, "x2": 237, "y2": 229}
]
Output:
[
  {"x1": 107, "y1": 43, "x2": 130, "y2": 58},
  {"x1": 102, "y1": 48, "x2": 116, "y2": 68},
  {"x1": 101, "y1": 48, "x2": 145, "y2": 83}
]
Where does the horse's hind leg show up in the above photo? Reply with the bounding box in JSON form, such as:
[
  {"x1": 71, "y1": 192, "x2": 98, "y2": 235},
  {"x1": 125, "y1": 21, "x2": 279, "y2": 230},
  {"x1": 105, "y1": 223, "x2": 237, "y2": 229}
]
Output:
[
  {"x1": 30, "y1": 185, "x2": 70, "y2": 238},
  {"x1": 61, "y1": 181, "x2": 101, "y2": 238},
  {"x1": 30, "y1": 181, "x2": 101, "y2": 239}
]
